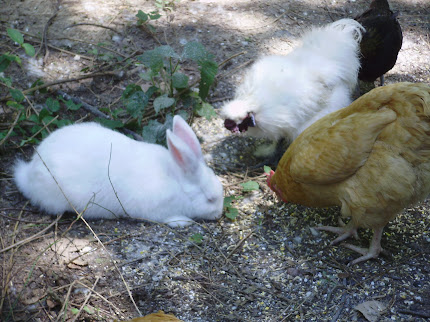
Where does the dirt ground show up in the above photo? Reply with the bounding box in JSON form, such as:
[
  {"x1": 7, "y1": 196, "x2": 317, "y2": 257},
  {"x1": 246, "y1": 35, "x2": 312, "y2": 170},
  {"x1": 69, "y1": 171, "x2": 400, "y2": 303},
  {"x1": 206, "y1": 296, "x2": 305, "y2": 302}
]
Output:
[{"x1": 1, "y1": 0, "x2": 430, "y2": 321}]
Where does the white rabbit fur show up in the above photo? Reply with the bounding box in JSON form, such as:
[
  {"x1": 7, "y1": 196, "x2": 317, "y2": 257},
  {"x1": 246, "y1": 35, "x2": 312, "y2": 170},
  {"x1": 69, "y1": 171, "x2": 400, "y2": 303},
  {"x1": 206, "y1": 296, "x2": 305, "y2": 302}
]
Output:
[
  {"x1": 222, "y1": 18, "x2": 364, "y2": 141},
  {"x1": 14, "y1": 115, "x2": 224, "y2": 227}
]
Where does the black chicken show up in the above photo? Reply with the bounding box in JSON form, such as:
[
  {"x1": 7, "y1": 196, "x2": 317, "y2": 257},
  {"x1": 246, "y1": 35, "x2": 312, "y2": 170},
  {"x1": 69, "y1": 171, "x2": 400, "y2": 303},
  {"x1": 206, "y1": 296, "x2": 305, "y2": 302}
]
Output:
[{"x1": 355, "y1": 0, "x2": 403, "y2": 86}]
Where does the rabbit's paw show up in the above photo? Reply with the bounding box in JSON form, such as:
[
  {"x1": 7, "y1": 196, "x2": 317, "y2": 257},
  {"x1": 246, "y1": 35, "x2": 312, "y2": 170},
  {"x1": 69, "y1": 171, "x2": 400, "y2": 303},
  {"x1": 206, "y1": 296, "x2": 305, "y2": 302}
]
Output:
[{"x1": 164, "y1": 215, "x2": 195, "y2": 227}]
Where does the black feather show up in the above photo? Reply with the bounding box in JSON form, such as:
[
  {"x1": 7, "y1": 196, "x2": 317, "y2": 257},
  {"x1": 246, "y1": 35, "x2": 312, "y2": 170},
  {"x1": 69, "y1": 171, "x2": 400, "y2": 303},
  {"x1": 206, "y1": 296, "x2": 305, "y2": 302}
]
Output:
[{"x1": 355, "y1": 0, "x2": 403, "y2": 84}]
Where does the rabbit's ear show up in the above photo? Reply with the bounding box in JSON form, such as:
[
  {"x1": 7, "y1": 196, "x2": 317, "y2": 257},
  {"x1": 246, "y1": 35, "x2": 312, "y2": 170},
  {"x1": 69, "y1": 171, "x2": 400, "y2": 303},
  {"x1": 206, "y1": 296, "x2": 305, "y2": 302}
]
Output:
[
  {"x1": 166, "y1": 129, "x2": 199, "y2": 173},
  {"x1": 172, "y1": 115, "x2": 202, "y2": 160}
]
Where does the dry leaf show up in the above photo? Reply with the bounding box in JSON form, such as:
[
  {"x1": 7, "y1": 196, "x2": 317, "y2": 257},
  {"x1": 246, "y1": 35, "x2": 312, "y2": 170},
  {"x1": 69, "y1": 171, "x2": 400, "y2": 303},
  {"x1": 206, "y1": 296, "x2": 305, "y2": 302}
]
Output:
[
  {"x1": 120, "y1": 310, "x2": 183, "y2": 322},
  {"x1": 354, "y1": 300, "x2": 386, "y2": 322},
  {"x1": 67, "y1": 262, "x2": 83, "y2": 270},
  {"x1": 71, "y1": 257, "x2": 88, "y2": 266},
  {"x1": 46, "y1": 298, "x2": 59, "y2": 309},
  {"x1": 20, "y1": 289, "x2": 45, "y2": 305}
]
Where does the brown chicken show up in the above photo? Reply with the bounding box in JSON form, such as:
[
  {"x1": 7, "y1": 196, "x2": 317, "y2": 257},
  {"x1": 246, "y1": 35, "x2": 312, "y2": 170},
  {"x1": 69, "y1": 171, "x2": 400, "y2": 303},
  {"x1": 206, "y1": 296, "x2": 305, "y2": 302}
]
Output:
[{"x1": 267, "y1": 82, "x2": 430, "y2": 264}]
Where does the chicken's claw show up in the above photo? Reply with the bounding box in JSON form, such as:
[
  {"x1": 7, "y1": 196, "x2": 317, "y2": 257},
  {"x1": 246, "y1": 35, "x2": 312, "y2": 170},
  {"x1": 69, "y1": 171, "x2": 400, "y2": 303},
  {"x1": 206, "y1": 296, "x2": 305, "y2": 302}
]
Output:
[
  {"x1": 342, "y1": 227, "x2": 387, "y2": 265},
  {"x1": 314, "y1": 225, "x2": 359, "y2": 245}
]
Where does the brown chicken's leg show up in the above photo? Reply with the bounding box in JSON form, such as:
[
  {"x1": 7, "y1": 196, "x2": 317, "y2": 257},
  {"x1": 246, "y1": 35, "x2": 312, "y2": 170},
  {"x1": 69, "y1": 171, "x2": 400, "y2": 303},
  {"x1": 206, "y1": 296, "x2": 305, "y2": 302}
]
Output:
[
  {"x1": 314, "y1": 218, "x2": 359, "y2": 245},
  {"x1": 342, "y1": 227, "x2": 385, "y2": 265}
]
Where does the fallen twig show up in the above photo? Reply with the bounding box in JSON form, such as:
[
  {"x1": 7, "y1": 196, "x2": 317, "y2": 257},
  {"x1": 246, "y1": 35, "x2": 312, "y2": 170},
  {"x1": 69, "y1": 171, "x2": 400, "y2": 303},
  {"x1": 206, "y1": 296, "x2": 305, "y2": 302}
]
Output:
[
  {"x1": 35, "y1": 0, "x2": 61, "y2": 64},
  {"x1": 398, "y1": 309, "x2": 430, "y2": 318},
  {"x1": 70, "y1": 277, "x2": 100, "y2": 322},
  {"x1": 64, "y1": 23, "x2": 121, "y2": 35},
  {"x1": 0, "y1": 71, "x2": 123, "y2": 102},
  {"x1": 56, "y1": 90, "x2": 144, "y2": 141},
  {"x1": 0, "y1": 111, "x2": 21, "y2": 147},
  {"x1": 0, "y1": 213, "x2": 63, "y2": 254},
  {"x1": 226, "y1": 230, "x2": 254, "y2": 260},
  {"x1": 56, "y1": 280, "x2": 77, "y2": 322}
]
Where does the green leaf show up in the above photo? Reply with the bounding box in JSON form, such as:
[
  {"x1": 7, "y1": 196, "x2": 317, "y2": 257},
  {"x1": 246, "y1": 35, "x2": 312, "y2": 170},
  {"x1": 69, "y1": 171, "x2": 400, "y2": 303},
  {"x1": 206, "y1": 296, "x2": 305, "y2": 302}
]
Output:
[
  {"x1": 64, "y1": 99, "x2": 82, "y2": 111},
  {"x1": 240, "y1": 181, "x2": 260, "y2": 192},
  {"x1": 136, "y1": 10, "x2": 149, "y2": 23},
  {"x1": 156, "y1": 45, "x2": 180, "y2": 59},
  {"x1": 20, "y1": 137, "x2": 39, "y2": 146},
  {"x1": 189, "y1": 233, "x2": 203, "y2": 244},
  {"x1": 137, "y1": 52, "x2": 163, "y2": 72},
  {"x1": 6, "y1": 100, "x2": 25, "y2": 110},
  {"x1": 27, "y1": 114, "x2": 39, "y2": 123},
  {"x1": 195, "y1": 102, "x2": 216, "y2": 120},
  {"x1": 198, "y1": 60, "x2": 218, "y2": 101},
  {"x1": 83, "y1": 306, "x2": 94, "y2": 314},
  {"x1": 153, "y1": 95, "x2": 175, "y2": 113},
  {"x1": 30, "y1": 124, "x2": 42, "y2": 135},
  {"x1": 223, "y1": 196, "x2": 236, "y2": 208},
  {"x1": 38, "y1": 108, "x2": 52, "y2": 121},
  {"x1": 139, "y1": 72, "x2": 152, "y2": 81},
  {"x1": 149, "y1": 11, "x2": 161, "y2": 20},
  {"x1": 264, "y1": 165, "x2": 272, "y2": 174},
  {"x1": 7, "y1": 28, "x2": 24, "y2": 45},
  {"x1": 0, "y1": 75, "x2": 12, "y2": 87},
  {"x1": 225, "y1": 207, "x2": 239, "y2": 220},
  {"x1": 0, "y1": 53, "x2": 22, "y2": 73},
  {"x1": 172, "y1": 72, "x2": 189, "y2": 89},
  {"x1": 95, "y1": 118, "x2": 124, "y2": 129},
  {"x1": 0, "y1": 56, "x2": 11, "y2": 73},
  {"x1": 137, "y1": 46, "x2": 179, "y2": 73},
  {"x1": 146, "y1": 85, "x2": 159, "y2": 98},
  {"x1": 182, "y1": 41, "x2": 208, "y2": 62},
  {"x1": 125, "y1": 91, "x2": 148, "y2": 119},
  {"x1": 46, "y1": 98, "x2": 61, "y2": 112},
  {"x1": 9, "y1": 88, "x2": 25, "y2": 102},
  {"x1": 41, "y1": 115, "x2": 55, "y2": 124},
  {"x1": 31, "y1": 78, "x2": 44, "y2": 88},
  {"x1": 71, "y1": 308, "x2": 79, "y2": 315},
  {"x1": 122, "y1": 84, "x2": 143, "y2": 99},
  {"x1": 141, "y1": 119, "x2": 165, "y2": 144},
  {"x1": 141, "y1": 115, "x2": 173, "y2": 145},
  {"x1": 22, "y1": 43, "x2": 35, "y2": 57},
  {"x1": 52, "y1": 119, "x2": 72, "y2": 128},
  {"x1": 122, "y1": 84, "x2": 151, "y2": 120}
]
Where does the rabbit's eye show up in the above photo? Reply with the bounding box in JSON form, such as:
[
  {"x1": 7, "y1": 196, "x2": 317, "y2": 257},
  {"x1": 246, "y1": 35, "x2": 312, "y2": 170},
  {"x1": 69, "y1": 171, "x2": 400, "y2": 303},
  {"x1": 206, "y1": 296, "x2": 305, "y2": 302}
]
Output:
[{"x1": 208, "y1": 197, "x2": 216, "y2": 203}]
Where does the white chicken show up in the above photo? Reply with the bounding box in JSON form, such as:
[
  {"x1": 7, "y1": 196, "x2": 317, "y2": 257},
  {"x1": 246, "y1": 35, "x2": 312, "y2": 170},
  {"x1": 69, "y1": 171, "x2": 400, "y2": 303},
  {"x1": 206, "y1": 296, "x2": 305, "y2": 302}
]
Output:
[{"x1": 222, "y1": 18, "x2": 364, "y2": 143}]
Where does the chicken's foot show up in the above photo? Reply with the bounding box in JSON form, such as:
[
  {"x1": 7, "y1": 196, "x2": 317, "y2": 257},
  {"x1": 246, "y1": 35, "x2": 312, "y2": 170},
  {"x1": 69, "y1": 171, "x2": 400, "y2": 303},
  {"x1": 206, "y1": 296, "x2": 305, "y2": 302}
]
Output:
[
  {"x1": 314, "y1": 218, "x2": 359, "y2": 245},
  {"x1": 342, "y1": 227, "x2": 385, "y2": 265}
]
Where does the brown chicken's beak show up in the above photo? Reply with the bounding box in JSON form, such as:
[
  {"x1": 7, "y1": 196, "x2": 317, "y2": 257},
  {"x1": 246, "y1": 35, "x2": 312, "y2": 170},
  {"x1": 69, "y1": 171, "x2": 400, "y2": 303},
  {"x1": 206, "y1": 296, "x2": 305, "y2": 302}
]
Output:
[{"x1": 266, "y1": 170, "x2": 288, "y2": 203}]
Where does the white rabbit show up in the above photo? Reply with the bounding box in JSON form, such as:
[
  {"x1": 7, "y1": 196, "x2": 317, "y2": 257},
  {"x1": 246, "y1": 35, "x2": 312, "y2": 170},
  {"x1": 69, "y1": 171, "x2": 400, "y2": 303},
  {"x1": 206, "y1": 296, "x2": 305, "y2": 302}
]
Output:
[{"x1": 14, "y1": 115, "x2": 224, "y2": 227}]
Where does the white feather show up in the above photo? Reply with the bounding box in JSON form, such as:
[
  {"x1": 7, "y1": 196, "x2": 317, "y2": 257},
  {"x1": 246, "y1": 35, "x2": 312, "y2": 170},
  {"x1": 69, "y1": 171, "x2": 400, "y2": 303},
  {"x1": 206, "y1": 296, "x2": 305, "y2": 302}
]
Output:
[{"x1": 222, "y1": 18, "x2": 364, "y2": 141}]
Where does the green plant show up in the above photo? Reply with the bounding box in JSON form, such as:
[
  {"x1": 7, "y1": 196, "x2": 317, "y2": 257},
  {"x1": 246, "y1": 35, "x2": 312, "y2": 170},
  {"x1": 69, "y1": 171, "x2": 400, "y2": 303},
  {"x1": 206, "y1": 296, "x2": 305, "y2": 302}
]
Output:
[
  {"x1": 121, "y1": 29, "x2": 218, "y2": 144},
  {"x1": 189, "y1": 233, "x2": 204, "y2": 244},
  {"x1": 1, "y1": 90, "x2": 83, "y2": 146},
  {"x1": 136, "y1": 9, "x2": 161, "y2": 32},
  {"x1": 154, "y1": 0, "x2": 179, "y2": 11},
  {"x1": 87, "y1": 43, "x2": 116, "y2": 62},
  {"x1": 0, "y1": 29, "x2": 35, "y2": 74},
  {"x1": 240, "y1": 181, "x2": 260, "y2": 192},
  {"x1": 223, "y1": 196, "x2": 240, "y2": 221}
]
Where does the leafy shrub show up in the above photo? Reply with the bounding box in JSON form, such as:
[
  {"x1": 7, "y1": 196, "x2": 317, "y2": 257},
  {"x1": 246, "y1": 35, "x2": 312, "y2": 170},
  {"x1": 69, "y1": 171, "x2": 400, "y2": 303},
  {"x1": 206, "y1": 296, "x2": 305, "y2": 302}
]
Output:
[
  {"x1": 1, "y1": 11, "x2": 219, "y2": 148},
  {"x1": 118, "y1": 12, "x2": 218, "y2": 144}
]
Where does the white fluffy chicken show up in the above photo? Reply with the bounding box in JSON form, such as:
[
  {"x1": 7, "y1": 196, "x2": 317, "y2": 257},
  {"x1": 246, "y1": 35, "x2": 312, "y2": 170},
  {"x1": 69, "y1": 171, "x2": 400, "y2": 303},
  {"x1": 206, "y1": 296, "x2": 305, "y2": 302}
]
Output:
[{"x1": 222, "y1": 19, "x2": 364, "y2": 142}]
